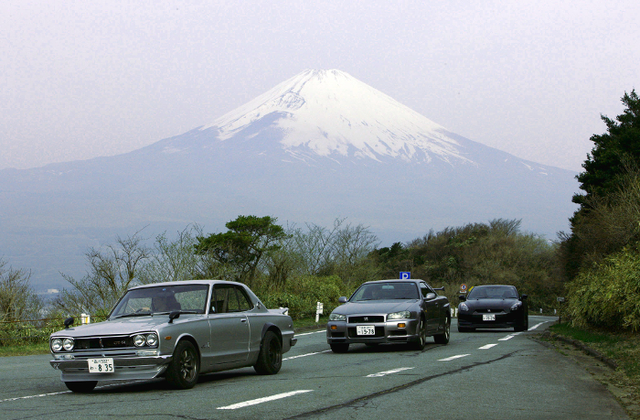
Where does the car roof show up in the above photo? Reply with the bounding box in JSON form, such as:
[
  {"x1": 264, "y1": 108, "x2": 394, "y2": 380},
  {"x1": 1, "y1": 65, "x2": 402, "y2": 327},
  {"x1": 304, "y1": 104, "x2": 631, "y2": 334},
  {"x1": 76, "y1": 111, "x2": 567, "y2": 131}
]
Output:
[
  {"x1": 363, "y1": 279, "x2": 425, "y2": 284},
  {"x1": 128, "y1": 279, "x2": 245, "y2": 291}
]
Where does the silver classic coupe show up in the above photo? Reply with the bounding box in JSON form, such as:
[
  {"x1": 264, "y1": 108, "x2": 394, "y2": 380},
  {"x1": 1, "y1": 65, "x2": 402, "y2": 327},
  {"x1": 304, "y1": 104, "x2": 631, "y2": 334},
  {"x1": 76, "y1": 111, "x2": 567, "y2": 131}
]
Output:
[
  {"x1": 49, "y1": 280, "x2": 297, "y2": 392},
  {"x1": 326, "y1": 279, "x2": 451, "y2": 352}
]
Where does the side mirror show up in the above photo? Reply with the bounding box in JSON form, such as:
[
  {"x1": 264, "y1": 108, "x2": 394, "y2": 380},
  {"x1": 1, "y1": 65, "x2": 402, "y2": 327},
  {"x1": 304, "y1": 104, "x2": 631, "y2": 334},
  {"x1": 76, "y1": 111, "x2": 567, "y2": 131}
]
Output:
[
  {"x1": 425, "y1": 292, "x2": 437, "y2": 300},
  {"x1": 64, "y1": 317, "x2": 75, "y2": 329},
  {"x1": 521, "y1": 294, "x2": 528, "y2": 300},
  {"x1": 168, "y1": 311, "x2": 181, "y2": 324},
  {"x1": 459, "y1": 295, "x2": 467, "y2": 302},
  {"x1": 338, "y1": 296, "x2": 348, "y2": 304}
]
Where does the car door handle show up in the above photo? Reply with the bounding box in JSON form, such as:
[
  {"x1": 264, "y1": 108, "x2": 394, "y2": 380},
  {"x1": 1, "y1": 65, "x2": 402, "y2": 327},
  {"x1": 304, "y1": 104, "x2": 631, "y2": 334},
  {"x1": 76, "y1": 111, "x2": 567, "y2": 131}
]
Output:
[{"x1": 241, "y1": 319, "x2": 247, "y2": 323}]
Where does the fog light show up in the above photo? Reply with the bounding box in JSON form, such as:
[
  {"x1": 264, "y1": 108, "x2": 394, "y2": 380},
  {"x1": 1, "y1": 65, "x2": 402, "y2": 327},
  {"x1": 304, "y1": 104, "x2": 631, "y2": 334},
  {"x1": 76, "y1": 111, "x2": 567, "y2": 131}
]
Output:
[{"x1": 398, "y1": 323, "x2": 406, "y2": 328}]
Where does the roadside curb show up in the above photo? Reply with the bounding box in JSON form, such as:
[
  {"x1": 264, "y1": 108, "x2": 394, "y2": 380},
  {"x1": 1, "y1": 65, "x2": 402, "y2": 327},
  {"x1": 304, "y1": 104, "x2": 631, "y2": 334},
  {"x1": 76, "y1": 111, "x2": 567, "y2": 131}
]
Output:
[{"x1": 541, "y1": 330, "x2": 618, "y2": 370}]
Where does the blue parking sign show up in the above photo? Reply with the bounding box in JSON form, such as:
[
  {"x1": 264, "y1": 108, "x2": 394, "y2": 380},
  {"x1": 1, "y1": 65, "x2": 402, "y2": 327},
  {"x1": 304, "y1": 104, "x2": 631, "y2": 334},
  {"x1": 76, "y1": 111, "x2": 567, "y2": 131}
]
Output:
[{"x1": 400, "y1": 272, "x2": 411, "y2": 279}]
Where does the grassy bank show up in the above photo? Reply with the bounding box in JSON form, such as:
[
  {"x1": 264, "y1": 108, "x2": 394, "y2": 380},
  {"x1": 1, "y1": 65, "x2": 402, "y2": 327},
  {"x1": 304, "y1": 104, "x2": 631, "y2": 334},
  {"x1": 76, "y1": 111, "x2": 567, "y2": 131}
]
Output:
[
  {"x1": 550, "y1": 323, "x2": 640, "y2": 383},
  {"x1": 548, "y1": 322, "x2": 640, "y2": 417}
]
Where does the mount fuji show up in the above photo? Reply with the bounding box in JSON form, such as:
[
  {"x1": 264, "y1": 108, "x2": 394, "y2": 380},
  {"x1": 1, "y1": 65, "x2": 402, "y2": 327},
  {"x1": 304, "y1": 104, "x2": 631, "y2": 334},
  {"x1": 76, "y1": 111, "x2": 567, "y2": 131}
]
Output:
[{"x1": 0, "y1": 69, "x2": 578, "y2": 290}]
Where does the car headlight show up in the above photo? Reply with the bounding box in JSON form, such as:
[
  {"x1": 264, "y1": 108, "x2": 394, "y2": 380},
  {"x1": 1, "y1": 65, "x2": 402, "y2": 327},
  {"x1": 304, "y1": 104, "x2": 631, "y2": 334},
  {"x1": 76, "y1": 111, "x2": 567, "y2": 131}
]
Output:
[
  {"x1": 329, "y1": 313, "x2": 346, "y2": 321},
  {"x1": 51, "y1": 338, "x2": 63, "y2": 352},
  {"x1": 133, "y1": 334, "x2": 147, "y2": 347},
  {"x1": 387, "y1": 311, "x2": 411, "y2": 320},
  {"x1": 459, "y1": 302, "x2": 469, "y2": 312},
  {"x1": 62, "y1": 338, "x2": 75, "y2": 351},
  {"x1": 510, "y1": 301, "x2": 522, "y2": 311},
  {"x1": 146, "y1": 333, "x2": 159, "y2": 347}
]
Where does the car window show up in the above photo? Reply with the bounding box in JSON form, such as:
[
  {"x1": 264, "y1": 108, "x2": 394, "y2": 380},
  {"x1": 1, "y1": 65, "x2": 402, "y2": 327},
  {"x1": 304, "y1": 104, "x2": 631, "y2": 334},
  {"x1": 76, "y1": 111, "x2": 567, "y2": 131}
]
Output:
[
  {"x1": 420, "y1": 282, "x2": 435, "y2": 297},
  {"x1": 468, "y1": 286, "x2": 517, "y2": 300},
  {"x1": 352, "y1": 282, "x2": 419, "y2": 301},
  {"x1": 110, "y1": 284, "x2": 208, "y2": 318},
  {"x1": 211, "y1": 285, "x2": 253, "y2": 313}
]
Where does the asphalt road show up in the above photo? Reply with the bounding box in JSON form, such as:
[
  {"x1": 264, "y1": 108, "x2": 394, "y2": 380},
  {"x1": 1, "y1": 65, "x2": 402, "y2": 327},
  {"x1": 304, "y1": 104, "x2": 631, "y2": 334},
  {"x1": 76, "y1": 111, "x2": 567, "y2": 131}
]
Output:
[{"x1": 0, "y1": 316, "x2": 629, "y2": 419}]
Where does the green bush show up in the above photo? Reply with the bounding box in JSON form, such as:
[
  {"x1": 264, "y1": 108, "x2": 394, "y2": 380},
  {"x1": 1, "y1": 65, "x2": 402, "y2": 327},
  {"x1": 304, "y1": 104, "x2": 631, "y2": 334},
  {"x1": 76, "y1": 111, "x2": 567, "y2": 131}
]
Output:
[
  {"x1": 256, "y1": 275, "x2": 351, "y2": 320},
  {"x1": 566, "y1": 246, "x2": 640, "y2": 331}
]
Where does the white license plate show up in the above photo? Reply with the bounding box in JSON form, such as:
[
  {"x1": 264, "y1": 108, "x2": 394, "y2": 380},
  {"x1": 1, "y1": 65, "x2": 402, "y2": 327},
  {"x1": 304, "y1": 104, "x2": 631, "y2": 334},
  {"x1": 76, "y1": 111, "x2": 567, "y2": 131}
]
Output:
[
  {"x1": 482, "y1": 314, "x2": 496, "y2": 321},
  {"x1": 356, "y1": 325, "x2": 376, "y2": 336},
  {"x1": 88, "y1": 358, "x2": 114, "y2": 373}
]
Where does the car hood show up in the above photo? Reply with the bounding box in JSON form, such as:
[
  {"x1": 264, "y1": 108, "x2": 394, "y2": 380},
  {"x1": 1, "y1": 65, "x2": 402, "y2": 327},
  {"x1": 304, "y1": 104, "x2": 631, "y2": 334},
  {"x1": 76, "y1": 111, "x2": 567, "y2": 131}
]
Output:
[
  {"x1": 461, "y1": 298, "x2": 519, "y2": 311},
  {"x1": 334, "y1": 300, "x2": 418, "y2": 316},
  {"x1": 50, "y1": 315, "x2": 187, "y2": 338}
]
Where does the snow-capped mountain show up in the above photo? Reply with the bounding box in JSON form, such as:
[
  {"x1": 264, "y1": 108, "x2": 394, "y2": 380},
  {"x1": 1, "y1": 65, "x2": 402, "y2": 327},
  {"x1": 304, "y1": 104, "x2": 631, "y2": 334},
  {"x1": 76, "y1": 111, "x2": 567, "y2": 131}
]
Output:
[
  {"x1": 200, "y1": 69, "x2": 470, "y2": 165},
  {"x1": 0, "y1": 69, "x2": 578, "y2": 291}
]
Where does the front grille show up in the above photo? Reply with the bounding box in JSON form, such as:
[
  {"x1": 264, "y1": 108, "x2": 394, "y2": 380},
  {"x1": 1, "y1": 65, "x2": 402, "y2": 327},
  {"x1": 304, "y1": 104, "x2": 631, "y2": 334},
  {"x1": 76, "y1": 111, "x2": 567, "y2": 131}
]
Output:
[
  {"x1": 348, "y1": 316, "x2": 385, "y2": 323},
  {"x1": 74, "y1": 336, "x2": 134, "y2": 350},
  {"x1": 475, "y1": 309, "x2": 506, "y2": 314}
]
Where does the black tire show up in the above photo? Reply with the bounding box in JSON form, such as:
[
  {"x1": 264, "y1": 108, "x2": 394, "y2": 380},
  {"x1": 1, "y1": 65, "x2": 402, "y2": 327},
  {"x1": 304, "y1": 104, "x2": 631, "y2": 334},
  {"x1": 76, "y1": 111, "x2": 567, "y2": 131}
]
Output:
[
  {"x1": 166, "y1": 340, "x2": 199, "y2": 389},
  {"x1": 434, "y1": 317, "x2": 451, "y2": 344},
  {"x1": 254, "y1": 331, "x2": 283, "y2": 375},
  {"x1": 515, "y1": 314, "x2": 529, "y2": 332},
  {"x1": 65, "y1": 381, "x2": 97, "y2": 393},
  {"x1": 330, "y1": 343, "x2": 349, "y2": 353},
  {"x1": 410, "y1": 317, "x2": 427, "y2": 350}
]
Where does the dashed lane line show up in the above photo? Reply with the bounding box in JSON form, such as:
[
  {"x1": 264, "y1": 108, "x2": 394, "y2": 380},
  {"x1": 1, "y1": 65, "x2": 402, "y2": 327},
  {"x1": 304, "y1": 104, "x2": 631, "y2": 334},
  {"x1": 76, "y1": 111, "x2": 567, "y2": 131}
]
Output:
[
  {"x1": 438, "y1": 354, "x2": 470, "y2": 362},
  {"x1": 217, "y1": 390, "x2": 314, "y2": 410},
  {"x1": 366, "y1": 367, "x2": 415, "y2": 377},
  {"x1": 283, "y1": 350, "x2": 332, "y2": 361}
]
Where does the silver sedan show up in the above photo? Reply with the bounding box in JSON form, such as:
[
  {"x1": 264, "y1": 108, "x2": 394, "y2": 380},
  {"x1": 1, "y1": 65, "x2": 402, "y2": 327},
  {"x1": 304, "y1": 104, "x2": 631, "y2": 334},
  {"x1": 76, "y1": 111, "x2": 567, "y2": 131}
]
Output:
[
  {"x1": 49, "y1": 280, "x2": 296, "y2": 392},
  {"x1": 326, "y1": 279, "x2": 450, "y2": 352}
]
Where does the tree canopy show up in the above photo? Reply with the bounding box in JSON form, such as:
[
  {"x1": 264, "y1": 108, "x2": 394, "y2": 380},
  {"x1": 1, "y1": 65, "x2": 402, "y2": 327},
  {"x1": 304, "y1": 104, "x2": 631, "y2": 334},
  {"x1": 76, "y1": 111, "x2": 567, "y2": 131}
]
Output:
[
  {"x1": 574, "y1": 90, "x2": 640, "y2": 208},
  {"x1": 195, "y1": 215, "x2": 287, "y2": 285}
]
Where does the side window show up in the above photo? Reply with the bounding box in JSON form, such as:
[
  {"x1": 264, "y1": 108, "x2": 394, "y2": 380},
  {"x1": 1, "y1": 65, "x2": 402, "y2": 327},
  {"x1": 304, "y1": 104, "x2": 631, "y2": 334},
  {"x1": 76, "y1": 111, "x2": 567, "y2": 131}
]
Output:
[
  {"x1": 211, "y1": 285, "x2": 230, "y2": 314},
  {"x1": 420, "y1": 283, "x2": 436, "y2": 298},
  {"x1": 210, "y1": 285, "x2": 253, "y2": 313},
  {"x1": 235, "y1": 287, "x2": 253, "y2": 311}
]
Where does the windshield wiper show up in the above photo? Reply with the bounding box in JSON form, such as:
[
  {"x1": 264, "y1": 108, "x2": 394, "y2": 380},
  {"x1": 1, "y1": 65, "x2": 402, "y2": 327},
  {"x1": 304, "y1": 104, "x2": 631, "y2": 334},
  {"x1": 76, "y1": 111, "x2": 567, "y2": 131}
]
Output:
[{"x1": 114, "y1": 312, "x2": 152, "y2": 319}]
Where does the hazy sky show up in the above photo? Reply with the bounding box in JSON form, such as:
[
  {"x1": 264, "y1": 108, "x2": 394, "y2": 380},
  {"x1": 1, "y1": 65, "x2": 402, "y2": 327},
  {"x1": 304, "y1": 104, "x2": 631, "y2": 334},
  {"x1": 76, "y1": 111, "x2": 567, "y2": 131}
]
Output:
[{"x1": 2, "y1": 0, "x2": 638, "y2": 172}]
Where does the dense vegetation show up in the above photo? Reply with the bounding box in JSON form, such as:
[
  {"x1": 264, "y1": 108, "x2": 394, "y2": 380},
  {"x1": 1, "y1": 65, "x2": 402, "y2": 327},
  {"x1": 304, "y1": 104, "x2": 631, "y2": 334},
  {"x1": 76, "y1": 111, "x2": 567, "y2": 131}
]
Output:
[
  {"x1": 1, "y1": 89, "x2": 639, "y2": 346},
  {"x1": 560, "y1": 90, "x2": 640, "y2": 331}
]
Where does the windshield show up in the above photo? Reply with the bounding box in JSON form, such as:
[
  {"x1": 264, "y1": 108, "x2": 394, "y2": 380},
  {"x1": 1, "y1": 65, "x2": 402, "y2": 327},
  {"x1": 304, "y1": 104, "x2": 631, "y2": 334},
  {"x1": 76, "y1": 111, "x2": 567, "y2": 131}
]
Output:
[
  {"x1": 468, "y1": 286, "x2": 518, "y2": 300},
  {"x1": 109, "y1": 284, "x2": 209, "y2": 319},
  {"x1": 351, "y1": 282, "x2": 419, "y2": 301}
]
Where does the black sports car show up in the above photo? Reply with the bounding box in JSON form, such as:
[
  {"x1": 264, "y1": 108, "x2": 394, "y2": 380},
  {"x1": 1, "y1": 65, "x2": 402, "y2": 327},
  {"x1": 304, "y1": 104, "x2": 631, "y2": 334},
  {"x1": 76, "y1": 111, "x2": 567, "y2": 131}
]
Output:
[{"x1": 457, "y1": 284, "x2": 528, "y2": 332}]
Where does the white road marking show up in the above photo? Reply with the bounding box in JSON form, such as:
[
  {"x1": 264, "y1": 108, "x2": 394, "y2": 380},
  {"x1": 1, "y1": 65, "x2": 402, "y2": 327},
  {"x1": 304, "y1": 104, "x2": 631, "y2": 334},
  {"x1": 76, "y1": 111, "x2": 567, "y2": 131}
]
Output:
[
  {"x1": 0, "y1": 391, "x2": 69, "y2": 403},
  {"x1": 0, "y1": 380, "x2": 149, "y2": 404},
  {"x1": 283, "y1": 350, "x2": 331, "y2": 361},
  {"x1": 499, "y1": 335, "x2": 515, "y2": 341},
  {"x1": 217, "y1": 390, "x2": 313, "y2": 410},
  {"x1": 528, "y1": 321, "x2": 548, "y2": 331},
  {"x1": 438, "y1": 354, "x2": 470, "y2": 361},
  {"x1": 295, "y1": 330, "x2": 325, "y2": 337},
  {"x1": 366, "y1": 367, "x2": 415, "y2": 377},
  {"x1": 478, "y1": 344, "x2": 498, "y2": 350}
]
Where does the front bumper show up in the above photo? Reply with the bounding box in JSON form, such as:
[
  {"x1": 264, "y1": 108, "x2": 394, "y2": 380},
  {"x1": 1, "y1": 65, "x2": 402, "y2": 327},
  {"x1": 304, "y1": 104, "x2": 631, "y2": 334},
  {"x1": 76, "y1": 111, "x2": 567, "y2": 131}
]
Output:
[
  {"x1": 326, "y1": 318, "x2": 421, "y2": 345},
  {"x1": 50, "y1": 351, "x2": 172, "y2": 382}
]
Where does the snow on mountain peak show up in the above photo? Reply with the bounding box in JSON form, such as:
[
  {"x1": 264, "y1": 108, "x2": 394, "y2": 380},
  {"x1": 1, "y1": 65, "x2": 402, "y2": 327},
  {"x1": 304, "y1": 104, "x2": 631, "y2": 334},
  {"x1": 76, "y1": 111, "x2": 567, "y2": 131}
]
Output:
[{"x1": 203, "y1": 69, "x2": 472, "y2": 164}]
